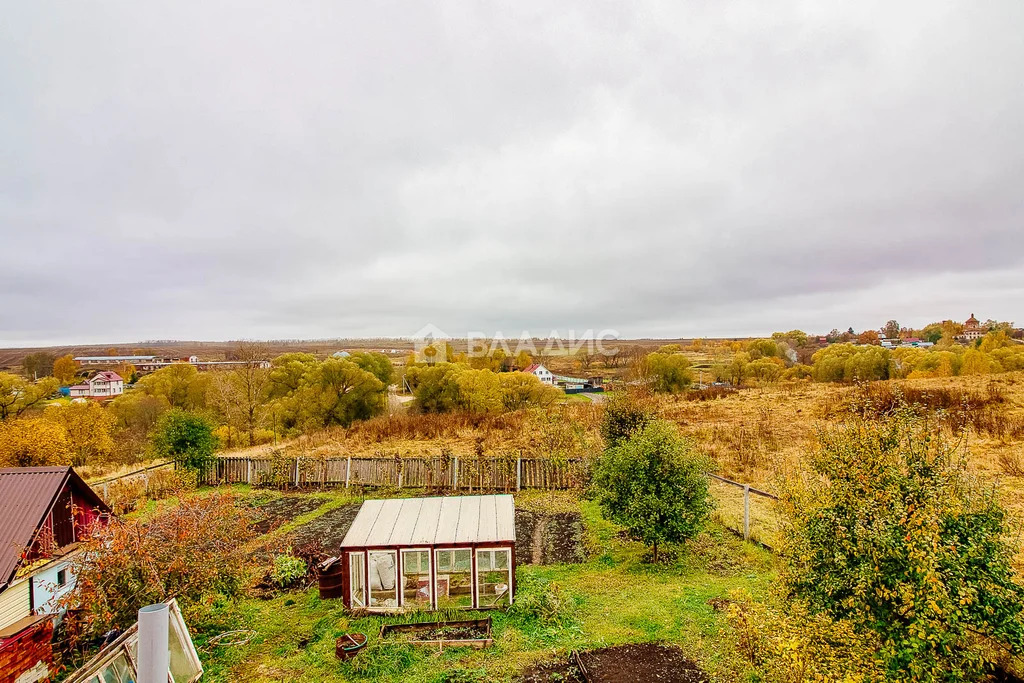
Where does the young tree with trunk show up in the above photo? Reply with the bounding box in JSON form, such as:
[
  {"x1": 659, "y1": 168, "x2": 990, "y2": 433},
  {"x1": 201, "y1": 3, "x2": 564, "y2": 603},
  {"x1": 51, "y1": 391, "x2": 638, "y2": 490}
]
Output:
[{"x1": 592, "y1": 420, "x2": 712, "y2": 562}]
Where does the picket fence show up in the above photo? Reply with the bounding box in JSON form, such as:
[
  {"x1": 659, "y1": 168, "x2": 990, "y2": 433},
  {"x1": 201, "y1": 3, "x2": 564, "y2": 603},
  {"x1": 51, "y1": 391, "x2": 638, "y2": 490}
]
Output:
[{"x1": 201, "y1": 454, "x2": 588, "y2": 492}]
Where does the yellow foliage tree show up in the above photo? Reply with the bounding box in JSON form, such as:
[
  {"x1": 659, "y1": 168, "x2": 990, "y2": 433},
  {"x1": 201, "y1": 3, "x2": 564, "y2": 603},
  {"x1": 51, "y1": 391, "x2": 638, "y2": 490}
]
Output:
[
  {"x1": 0, "y1": 418, "x2": 72, "y2": 467},
  {"x1": 53, "y1": 355, "x2": 79, "y2": 385},
  {"x1": 44, "y1": 402, "x2": 115, "y2": 466}
]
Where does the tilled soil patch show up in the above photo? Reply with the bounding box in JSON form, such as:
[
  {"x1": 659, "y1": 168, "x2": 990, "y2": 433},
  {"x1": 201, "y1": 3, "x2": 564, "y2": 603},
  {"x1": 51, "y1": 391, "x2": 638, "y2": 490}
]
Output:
[
  {"x1": 521, "y1": 644, "x2": 708, "y2": 683},
  {"x1": 287, "y1": 503, "x2": 362, "y2": 550},
  {"x1": 515, "y1": 510, "x2": 585, "y2": 565},
  {"x1": 250, "y1": 496, "x2": 329, "y2": 535}
]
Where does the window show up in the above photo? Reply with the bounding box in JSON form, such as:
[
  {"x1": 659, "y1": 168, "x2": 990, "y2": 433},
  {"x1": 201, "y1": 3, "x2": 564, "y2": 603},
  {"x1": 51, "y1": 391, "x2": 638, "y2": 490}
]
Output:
[
  {"x1": 435, "y1": 548, "x2": 473, "y2": 609},
  {"x1": 349, "y1": 552, "x2": 366, "y2": 608},
  {"x1": 57, "y1": 569, "x2": 67, "y2": 587},
  {"x1": 368, "y1": 550, "x2": 398, "y2": 609},
  {"x1": 476, "y1": 548, "x2": 512, "y2": 607},
  {"x1": 401, "y1": 549, "x2": 431, "y2": 609}
]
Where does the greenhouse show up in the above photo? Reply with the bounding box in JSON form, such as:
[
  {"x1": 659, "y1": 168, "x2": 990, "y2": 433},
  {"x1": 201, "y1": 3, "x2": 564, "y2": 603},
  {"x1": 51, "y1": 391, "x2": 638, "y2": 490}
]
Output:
[{"x1": 337, "y1": 494, "x2": 516, "y2": 612}]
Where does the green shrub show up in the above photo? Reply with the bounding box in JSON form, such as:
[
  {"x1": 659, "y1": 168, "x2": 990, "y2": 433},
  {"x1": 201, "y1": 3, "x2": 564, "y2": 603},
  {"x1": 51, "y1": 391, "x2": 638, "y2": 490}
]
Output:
[
  {"x1": 592, "y1": 420, "x2": 712, "y2": 562},
  {"x1": 508, "y1": 574, "x2": 576, "y2": 627},
  {"x1": 150, "y1": 409, "x2": 219, "y2": 475},
  {"x1": 599, "y1": 392, "x2": 654, "y2": 448},
  {"x1": 270, "y1": 553, "x2": 307, "y2": 588}
]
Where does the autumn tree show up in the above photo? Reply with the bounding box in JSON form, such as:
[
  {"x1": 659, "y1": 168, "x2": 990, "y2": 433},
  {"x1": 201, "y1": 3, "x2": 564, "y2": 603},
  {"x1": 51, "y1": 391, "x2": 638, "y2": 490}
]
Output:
[
  {"x1": 780, "y1": 408, "x2": 1024, "y2": 679},
  {"x1": 62, "y1": 490, "x2": 254, "y2": 637},
  {"x1": 882, "y1": 319, "x2": 901, "y2": 339},
  {"x1": 281, "y1": 357, "x2": 386, "y2": 428},
  {"x1": 350, "y1": 351, "x2": 396, "y2": 387},
  {"x1": 133, "y1": 364, "x2": 210, "y2": 411},
  {"x1": 0, "y1": 418, "x2": 72, "y2": 467},
  {"x1": 497, "y1": 372, "x2": 559, "y2": 411},
  {"x1": 21, "y1": 352, "x2": 56, "y2": 379},
  {"x1": 0, "y1": 373, "x2": 60, "y2": 420},
  {"x1": 114, "y1": 361, "x2": 137, "y2": 384},
  {"x1": 856, "y1": 329, "x2": 880, "y2": 345},
  {"x1": 52, "y1": 355, "x2": 79, "y2": 385},
  {"x1": 514, "y1": 349, "x2": 533, "y2": 370},
  {"x1": 44, "y1": 402, "x2": 114, "y2": 466},
  {"x1": 210, "y1": 342, "x2": 272, "y2": 445},
  {"x1": 644, "y1": 351, "x2": 693, "y2": 393},
  {"x1": 454, "y1": 368, "x2": 503, "y2": 414}
]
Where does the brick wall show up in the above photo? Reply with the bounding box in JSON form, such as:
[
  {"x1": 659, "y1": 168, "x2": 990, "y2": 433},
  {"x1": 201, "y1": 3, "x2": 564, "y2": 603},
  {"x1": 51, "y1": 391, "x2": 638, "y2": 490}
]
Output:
[{"x1": 0, "y1": 618, "x2": 54, "y2": 683}]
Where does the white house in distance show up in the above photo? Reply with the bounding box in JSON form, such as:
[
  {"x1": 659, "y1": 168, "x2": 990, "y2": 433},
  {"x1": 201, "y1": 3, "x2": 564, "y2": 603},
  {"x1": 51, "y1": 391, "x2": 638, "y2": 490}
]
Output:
[
  {"x1": 68, "y1": 371, "x2": 124, "y2": 399},
  {"x1": 522, "y1": 363, "x2": 554, "y2": 385}
]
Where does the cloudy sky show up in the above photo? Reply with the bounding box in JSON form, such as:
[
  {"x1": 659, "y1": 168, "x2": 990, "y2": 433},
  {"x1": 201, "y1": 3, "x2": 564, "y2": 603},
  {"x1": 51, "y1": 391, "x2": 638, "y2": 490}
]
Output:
[{"x1": 1, "y1": 1, "x2": 1022, "y2": 346}]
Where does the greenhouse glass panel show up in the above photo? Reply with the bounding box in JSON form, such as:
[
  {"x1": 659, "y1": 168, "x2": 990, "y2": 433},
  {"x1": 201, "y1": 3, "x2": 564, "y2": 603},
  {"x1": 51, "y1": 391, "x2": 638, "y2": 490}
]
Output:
[
  {"x1": 435, "y1": 548, "x2": 473, "y2": 608},
  {"x1": 476, "y1": 548, "x2": 512, "y2": 607},
  {"x1": 368, "y1": 550, "x2": 398, "y2": 608},
  {"x1": 401, "y1": 549, "x2": 431, "y2": 609}
]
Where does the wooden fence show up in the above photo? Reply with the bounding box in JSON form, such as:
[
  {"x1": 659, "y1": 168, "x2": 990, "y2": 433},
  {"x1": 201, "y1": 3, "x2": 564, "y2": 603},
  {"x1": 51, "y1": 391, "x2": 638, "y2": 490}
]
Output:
[
  {"x1": 87, "y1": 456, "x2": 780, "y2": 545},
  {"x1": 201, "y1": 455, "x2": 588, "y2": 492},
  {"x1": 90, "y1": 461, "x2": 176, "y2": 503}
]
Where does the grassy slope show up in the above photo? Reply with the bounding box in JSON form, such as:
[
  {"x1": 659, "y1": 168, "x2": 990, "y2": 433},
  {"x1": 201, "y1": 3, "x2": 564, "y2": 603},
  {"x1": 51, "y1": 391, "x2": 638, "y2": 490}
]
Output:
[{"x1": 194, "y1": 492, "x2": 775, "y2": 683}]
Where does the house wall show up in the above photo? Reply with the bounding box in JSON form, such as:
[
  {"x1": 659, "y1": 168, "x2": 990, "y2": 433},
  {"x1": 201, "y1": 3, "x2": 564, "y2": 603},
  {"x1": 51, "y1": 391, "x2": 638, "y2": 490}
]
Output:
[
  {"x1": 0, "y1": 579, "x2": 31, "y2": 632},
  {"x1": 30, "y1": 561, "x2": 74, "y2": 615},
  {"x1": 0, "y1": 617, "x2": 54, "y2": 683}
]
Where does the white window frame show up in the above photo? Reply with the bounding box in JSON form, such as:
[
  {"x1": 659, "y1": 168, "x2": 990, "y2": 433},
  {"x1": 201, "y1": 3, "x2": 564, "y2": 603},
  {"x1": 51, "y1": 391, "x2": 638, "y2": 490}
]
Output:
[
  {"x1": 399, "y1": 548, "x2": 432, "y2": 609},
  {"x1": 366, "y1": 549, "x2": 398, "y2": 610},
  {"x1": 349, "y1": 552, "x2": 366, "y2": 608},
  {"x1": 434, "y1": 547, "x2": 474, "y2": 609},
  {"x1": 475, "y1": 547, "x2": 513, "y2": 607}
]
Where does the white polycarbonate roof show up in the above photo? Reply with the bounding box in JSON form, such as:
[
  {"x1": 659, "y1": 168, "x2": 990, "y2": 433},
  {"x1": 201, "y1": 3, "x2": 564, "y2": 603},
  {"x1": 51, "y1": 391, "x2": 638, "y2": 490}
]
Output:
[{"x1": 340, "y1": 494, "x2": 515, "y2": 548}]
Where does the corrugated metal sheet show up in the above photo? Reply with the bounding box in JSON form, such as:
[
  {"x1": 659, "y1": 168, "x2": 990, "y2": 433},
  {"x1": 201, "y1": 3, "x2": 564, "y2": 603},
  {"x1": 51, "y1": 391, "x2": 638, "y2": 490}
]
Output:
[
  {"x1": 0, "y1": 467, "x2": 108, "y2": 590},
  {"x1": 341, "y1": 495, "x2": 515, "y2": 549}
]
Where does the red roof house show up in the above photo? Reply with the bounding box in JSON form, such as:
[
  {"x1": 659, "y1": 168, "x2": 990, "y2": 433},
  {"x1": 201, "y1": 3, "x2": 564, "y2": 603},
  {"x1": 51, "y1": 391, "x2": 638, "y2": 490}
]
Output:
[{"x1": 0, "y1": 467, "x2": 110, "y2": 682}]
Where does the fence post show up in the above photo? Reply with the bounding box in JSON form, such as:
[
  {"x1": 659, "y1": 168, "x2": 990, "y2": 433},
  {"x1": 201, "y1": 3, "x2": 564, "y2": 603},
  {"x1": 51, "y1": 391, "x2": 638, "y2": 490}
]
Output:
[
  {"x1": 247, "y1": 459, "x2": 253, "y2": 485},
  {"x1": 743, "y1": 484, "x2": 751, "y2": 541},
  {"x1": 453, "y1": 456, "x2": 459, "y2": 490},
  {"x1": 397, "y1": 456, "x2": 403, "y2": 489},
  {"x1": 516, "y1": 457, "x2": 522, "y2": 492},
  {"x1": 346, "y1": 456, "x2": 351, "y2": 489},
  {"x1": 295, "y1": 457, "x2": 301, "y2": 488}
]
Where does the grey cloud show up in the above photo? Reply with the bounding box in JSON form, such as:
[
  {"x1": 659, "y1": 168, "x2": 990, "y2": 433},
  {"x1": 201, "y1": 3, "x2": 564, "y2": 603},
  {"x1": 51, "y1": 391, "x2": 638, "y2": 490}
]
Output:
[{"x1": 1, "y1": 0, "x2": 1022, "y2": 346}]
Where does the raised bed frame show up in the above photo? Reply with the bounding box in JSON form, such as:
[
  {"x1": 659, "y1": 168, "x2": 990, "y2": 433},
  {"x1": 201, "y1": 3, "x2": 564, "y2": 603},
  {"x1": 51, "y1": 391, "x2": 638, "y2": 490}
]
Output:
[{"x1": 380, "y1": 617, "x2": 493, "y2": 650}]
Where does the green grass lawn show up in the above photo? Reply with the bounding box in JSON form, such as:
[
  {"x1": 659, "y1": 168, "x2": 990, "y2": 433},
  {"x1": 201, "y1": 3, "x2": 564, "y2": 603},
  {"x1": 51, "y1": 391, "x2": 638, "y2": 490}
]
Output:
[{"x1": 190, "y1": 492, "x2": 776, "y2": 682}]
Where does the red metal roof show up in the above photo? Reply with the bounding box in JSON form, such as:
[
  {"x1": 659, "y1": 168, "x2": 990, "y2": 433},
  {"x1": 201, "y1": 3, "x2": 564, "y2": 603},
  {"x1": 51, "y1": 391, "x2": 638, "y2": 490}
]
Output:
[
  {"x1": 523, "y1": 364, "x2": 542, "y2": 373},
  {"x1": 0, "y1": 467, "x2": 109, "y2": 589},
  {"x1": 91, "y1": 371, "x2": 122, "y2": 382}
]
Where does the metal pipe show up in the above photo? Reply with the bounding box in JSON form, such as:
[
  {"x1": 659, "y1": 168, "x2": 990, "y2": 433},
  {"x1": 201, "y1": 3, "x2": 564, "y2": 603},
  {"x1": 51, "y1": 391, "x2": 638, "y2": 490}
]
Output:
[{"x1": 137, "y1": 603, "x2": 169, "y2": 683}]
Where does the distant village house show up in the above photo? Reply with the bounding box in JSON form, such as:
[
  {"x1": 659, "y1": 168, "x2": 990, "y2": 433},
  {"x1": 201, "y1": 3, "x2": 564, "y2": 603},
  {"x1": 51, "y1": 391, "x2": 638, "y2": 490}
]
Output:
[
  {"x1": 522, "y1": 363, "x2": 554, "y2": 385},
  {"x1": 68, "y1": 371, "x2": 124, "y2": 399}
]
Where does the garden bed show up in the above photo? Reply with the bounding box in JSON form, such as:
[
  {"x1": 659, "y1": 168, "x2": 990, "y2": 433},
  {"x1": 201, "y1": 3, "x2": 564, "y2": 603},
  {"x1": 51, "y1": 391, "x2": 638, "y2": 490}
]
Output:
[
  {"x1": 250, "y1": 495, "x2": 328, "y2": 535},
  {"x1": 520, "y1": 643, "x2": 709, "y2": 683},
  {"x1": 381, "y1": 617, "x2": 492, "y2": 649}
]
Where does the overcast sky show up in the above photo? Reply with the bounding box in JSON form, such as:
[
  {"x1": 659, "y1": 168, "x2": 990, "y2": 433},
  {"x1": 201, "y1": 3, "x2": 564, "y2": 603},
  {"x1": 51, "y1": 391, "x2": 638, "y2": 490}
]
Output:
[{"x1": 1, "y1": 1, "x2": 1022, "y2": 346}]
